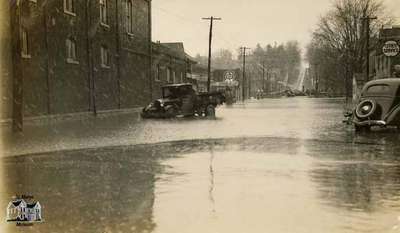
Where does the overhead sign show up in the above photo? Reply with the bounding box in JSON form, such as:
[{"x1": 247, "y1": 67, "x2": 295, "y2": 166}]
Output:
[{"x1": 382, "y1": 41, "x2": 400, "y2": 57}]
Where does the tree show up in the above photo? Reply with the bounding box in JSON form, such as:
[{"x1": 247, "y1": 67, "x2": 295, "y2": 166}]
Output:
[
  {"x1": 194, "y1": 49, "x2": 238, "y2": 70},
  {"x1": 212, "y1": 49, "x2": 238, "y2": 69},
  {"x1": 285, "y1": 41, "x2": 302, "y2": 85},
  {"x1": 245, "y1": 41, "x2": 302, "y2": 95},
  {"x1": 307, "y1": 0, "x2": 393, "y2": 96},
  {"x1": 194, "y1": 54, "x2": 208, "y2": 67}
]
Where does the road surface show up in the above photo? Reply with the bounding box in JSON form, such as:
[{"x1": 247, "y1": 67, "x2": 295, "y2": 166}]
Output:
[{"x1": 2, "y1": 97, "x2": 400, "y2": 233}]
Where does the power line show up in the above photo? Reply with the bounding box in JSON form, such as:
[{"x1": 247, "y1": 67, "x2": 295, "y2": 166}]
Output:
[
  {"x1": 153, "y1": 6, "x2": 203, "y2": 26},
  {"x1": 153, "y1": 6, "x2": 243, "y2": 55}
]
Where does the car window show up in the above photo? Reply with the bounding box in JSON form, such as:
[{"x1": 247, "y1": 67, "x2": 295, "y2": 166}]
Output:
[
  {"x1": 163, "y1": 88, "x2": 175, "y2": 98},
  {"x1": 179, "y1": 86, "x2": 193, "y2": 96},
  {"x1": 364, "y1": 84, "x2": 391, "y2": 95}
]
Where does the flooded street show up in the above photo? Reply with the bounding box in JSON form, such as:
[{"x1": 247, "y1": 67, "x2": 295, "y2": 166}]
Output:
[
  {"x1": 2, "y1": 98, "x2": 400, "y2": 233},
  {"x1": 4, "y1": 97, "x2": 400, "y2": 156},
  {"x1": 3, "y1": 0, "x2": 400, "y2": 231}
]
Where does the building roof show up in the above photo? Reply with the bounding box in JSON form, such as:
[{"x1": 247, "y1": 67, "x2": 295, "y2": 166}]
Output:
[
  {"x1": 26, "y1": 202, "x2": 40, "y2": 208},
  {"x1": 185, "y1": 53, "x2": 197, "y2": 64},
  {"x1": 11, "y1": 200, "x2": 22, "y2": 207},
  {"x1": 161, "y1": 43, "x2": 185, "y2": 53},
  {"x1": 152, "y1": 42, "x2": 196, "y2": 63},
  {"x1": 10, "y1": 199, "x2": 26, "y2": 207},
  {"x1": 379, "y1": 26, "x2": 400, "y2": 39}
]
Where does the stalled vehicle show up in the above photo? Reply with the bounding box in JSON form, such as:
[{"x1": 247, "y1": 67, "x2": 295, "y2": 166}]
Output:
[
  {"x1": 141, "y1": 83, "x2": 225, "y2": 119},
  {"x1": 353, "y1": 78, "x2": 400, "y2": 131}
]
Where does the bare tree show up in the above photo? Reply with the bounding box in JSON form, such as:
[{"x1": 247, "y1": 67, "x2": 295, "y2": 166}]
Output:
[{"x1": 307, "y1": 0, "x2": 393, "y2": 96}]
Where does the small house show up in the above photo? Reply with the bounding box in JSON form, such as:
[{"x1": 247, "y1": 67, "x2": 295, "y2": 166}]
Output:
[
  {"x1": 7, "y1": 199, "x2": 42, "y2": 222},
  {"x1": 7, "y1": 199, "x2": 27, "y2": 221}
]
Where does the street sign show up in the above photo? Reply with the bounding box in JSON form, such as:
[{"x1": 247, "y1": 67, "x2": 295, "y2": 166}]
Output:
[
  {"x1": 382, "y1": 41, "x2": 400, "y2": 57},
  {"x1": 224, "y1": 71, "x2": 235, "y2": 81}
]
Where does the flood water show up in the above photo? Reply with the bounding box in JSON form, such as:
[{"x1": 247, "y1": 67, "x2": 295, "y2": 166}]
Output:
[
  {"x1": 2, "y1": 136, "x2": 400, "y2": 233},
  {"x1": 2, "y1": 98, "x2": 400, "y2": 233},
  {"x1": 6, "y1": 97, "x2": 400, "y2": 156}
]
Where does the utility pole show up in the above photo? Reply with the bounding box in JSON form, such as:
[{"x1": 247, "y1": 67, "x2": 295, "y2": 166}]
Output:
[
  {"x1": 314, "y1": 63, "x2": 319, "y2": 94},
  {"x1": 44, "y1": 2, "x2": 51, "y2": 115},
  {"x1": 11, "y1": 0, "x2": 23, "y2": 132},
  {"x1": 240, "y1": 47, "x2": 250, "y2": 101},
  {"x1": 202, "y1": 16, "x2": 221, "y2": 92},
  {"x1": 361, "y1": 14, "x2": 377, "y2": 82},
  {"x1": 86, "y1": 0, "x2": 96, "y2": 115},
  {"x1": 262, "y1": 60, "x2": 265, "y2": 93},
  {"x1": 115, "y1": 0, "x2": 121, "y2": 109},
  {"x1": 266, "y1": 69, "x2": 270, "y2": 94},
  {"x1": 248, "y1": 70, "x2": 252, "y2": 98}
]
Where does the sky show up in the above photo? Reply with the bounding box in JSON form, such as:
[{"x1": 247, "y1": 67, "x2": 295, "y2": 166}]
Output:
[{"x1": 153, "y1": 0, "x2": 400, "y2": 58}]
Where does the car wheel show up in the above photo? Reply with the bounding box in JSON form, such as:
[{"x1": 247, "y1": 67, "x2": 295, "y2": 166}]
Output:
[
  {"x1": 165, "y1": 106, "x2": 177, "y2": 118},
  {"x1": 205, "y1": 105, "x2": 216, "y2": 118},
  {"x1": 355, "y1": 99, "x2": 377, "y2": 119}
]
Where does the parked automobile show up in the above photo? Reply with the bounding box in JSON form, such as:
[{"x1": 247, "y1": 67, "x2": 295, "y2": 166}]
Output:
[
  {"x1": 141, "y1": 83, "x2": 225, "y2": 119},
  {"x1": 292, "y1": 89, "x2": 306, "y2": 96},
  {"x1": 353, "y1": 78, "x2": 400, "y2": 131}
]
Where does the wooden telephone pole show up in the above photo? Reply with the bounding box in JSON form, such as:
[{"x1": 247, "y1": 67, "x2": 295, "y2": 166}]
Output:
[
  {"x1": 361, "y1": 14, "x2": 377, "y2": 82},
  {"x1": 240, "y1": 47, "x2": 250, "y2": 101},
  {"x1": 202, "y1": 16, "x2": 221, "y2": 92},
  {"x1": 11, "y1": 0, "x2": 23, "y2": 132},
  {"x1": 262, "y1": 61, "x2": 265, "y2": 93}
]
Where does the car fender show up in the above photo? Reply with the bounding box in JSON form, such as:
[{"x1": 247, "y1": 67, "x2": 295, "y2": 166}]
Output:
[
  {"x1": 384, "y1": 104, "x2": 400, "y2": 124},
  {"x1": 164, "y1": 103, "x2": 180, "y2": 112}
]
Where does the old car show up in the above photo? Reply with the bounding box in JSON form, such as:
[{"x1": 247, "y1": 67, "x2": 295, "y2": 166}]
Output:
[
  {"x1": 353, "y1": 78, "x2": 400, "y2": 131},
  {"x1": 141, "y1": 83, "x2": 225, "y2": 119}
]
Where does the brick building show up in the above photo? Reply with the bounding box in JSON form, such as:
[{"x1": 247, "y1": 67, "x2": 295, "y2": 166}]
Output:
[
  {"x1": 0, "y1": 1, "x2": 13, "y2": 121},
  {"x1": 4, "y1": 0, "x2": 152, "y2": 125},
  {"x1": 151, "y1": 42, "x2": 196, "y2": 98}
]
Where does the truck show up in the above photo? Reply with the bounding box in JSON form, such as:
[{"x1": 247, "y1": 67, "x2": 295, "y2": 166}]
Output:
[{"x1": 141, "y1": 83, "x2": 226, "y2": 118}]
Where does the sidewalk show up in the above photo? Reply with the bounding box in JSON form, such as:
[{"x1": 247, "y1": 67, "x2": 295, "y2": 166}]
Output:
[{"x1": 0, "y1": 108, "x2": 144, "y2": 157}]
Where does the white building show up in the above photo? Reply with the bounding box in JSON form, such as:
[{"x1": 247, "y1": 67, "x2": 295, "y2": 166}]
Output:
[
  {"x1": 26, "y1": 202, "x2": 41, "y2": 222},
  {"x1": 6, "y1": 199, "x2": 42, "y2": 222},
  {"x1": 7, "y1": 199, "x2": 27, "y2": 221}
]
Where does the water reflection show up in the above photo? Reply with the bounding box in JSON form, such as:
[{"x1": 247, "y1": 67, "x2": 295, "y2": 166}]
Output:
[
  {"x1": 311, "y1": 162, "x2": 400, "y2": 211},
  {"x1": 2, "y1": 149, "x2": 162, "y2": 233},
  {"x1": 2, "y1": 137, "x2": 400, "y2": 233},
  {"x1": 308, "y1": 140, "x2": 400, "y2": 211}
]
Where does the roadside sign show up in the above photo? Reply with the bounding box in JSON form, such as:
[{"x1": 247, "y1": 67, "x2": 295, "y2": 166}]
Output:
[
  {"x1": 224, "y1": 71, "x2": 235, "y2": 81},
  {"x1": 382, "y1": 41, "x2": 400, "y2": 57}
]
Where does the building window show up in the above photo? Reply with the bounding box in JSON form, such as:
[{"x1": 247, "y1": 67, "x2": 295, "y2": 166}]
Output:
[
  {"x1": 166, "y1": 68, "x2": 171, "y2": 83},
  {"x1": 100, "y1": 0, "x2": 108, "y2": 26},
  {"x1": 180, "y1": 72, "x2": 183, "y2": 83},
  {"x1": 126, "y1": 0, "x2": 133, "y2": 34},
  {"x1": 66, "y1": 38, "x2": 78, "y2": 64},
  {"x1": 20, "y1": 27, "x2": 30, "y2": 58},
  {"x1": 101, "y1": 45, "x2": 110, "y2": 68},
  {"x1": 155, "y1": 64, "x2": 161, "y2": 81},
  {"x1": 172, "y1": 71, "x2": 176, "y2": 83},
  {"x1": 64, "y1": 0, "x2": 75, "y2": 15}
]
